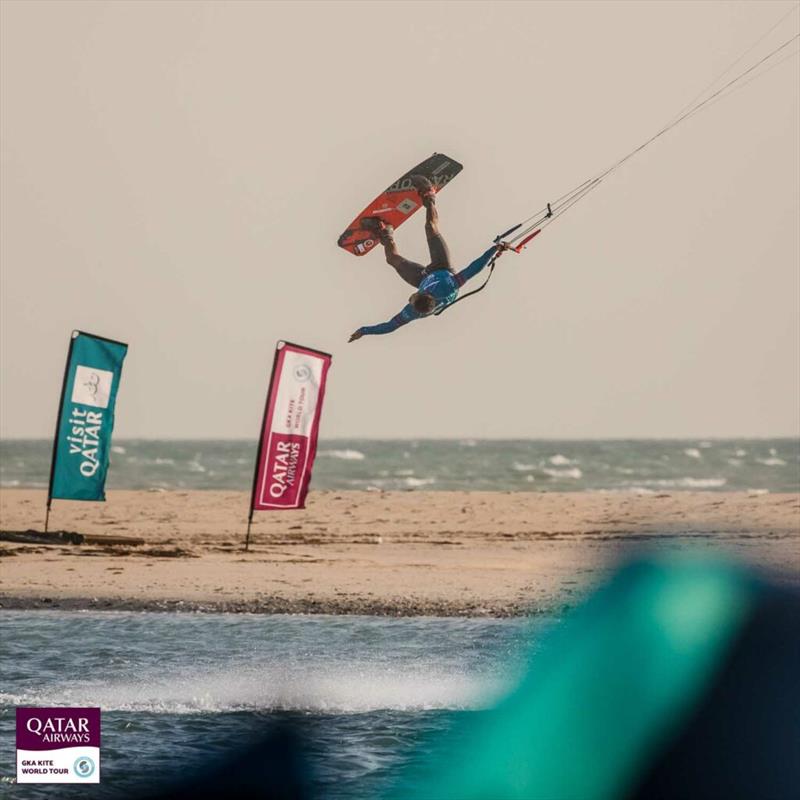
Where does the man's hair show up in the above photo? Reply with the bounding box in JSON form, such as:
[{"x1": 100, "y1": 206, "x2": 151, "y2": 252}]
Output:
[{"x1": 412, "y1": 292, "x2": 436, "y2": 315}]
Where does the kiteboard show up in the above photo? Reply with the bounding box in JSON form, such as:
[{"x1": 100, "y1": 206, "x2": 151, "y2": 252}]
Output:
[{"x1": 338, "y1": 152, "x2": 463, "y2": 256}]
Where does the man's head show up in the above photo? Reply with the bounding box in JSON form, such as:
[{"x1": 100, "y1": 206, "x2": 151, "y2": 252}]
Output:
[{"x1": 409, "y1": 291, "x2": 436, "y2": 315}]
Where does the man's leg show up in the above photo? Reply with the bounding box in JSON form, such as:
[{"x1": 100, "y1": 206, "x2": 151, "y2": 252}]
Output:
[
  {"x1": 423, "y1": 197, "x2": 452, "y2": 272},
  {"x1": 380, "y1": 232, "x2": 426, "y2": 288},
  {"x1": 361, "y1": 216, "x2": 426, "y2": 287},
  {"x1": 411, "y1": 175, "x2": 452, "y2": 272}
]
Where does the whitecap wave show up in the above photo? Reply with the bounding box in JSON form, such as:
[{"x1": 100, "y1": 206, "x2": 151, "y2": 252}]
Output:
[
  {"x1": 403, "y1": 477, "x2": 436, "y2": 488},
  {"x1": 320, "y1": 449, "x2": 366, "y2": 461},
  {"x1": 543, "y1": 467, "x2": 583, "y2": 480},
  {"x1": 111, "y1": 446, "x2": 126, "y2": 454},
  {"x1": 549, "y1": 454, "x2": 575, "y2": 466},
  {"x1": 512, "y1": 462, "x2": 535, "y2": 472},
  {"x1": 683, "y1": 448, "x2": 702, "y2": 459},
  {"x1": 757, "y1": 457, "x2": 786, "y2": 466}
]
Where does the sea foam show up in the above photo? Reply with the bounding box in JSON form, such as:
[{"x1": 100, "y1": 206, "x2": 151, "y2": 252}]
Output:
[
  {"x1": 0, "y1": 662, "x2": 512, "y2": 715},
  {"x1": 319, "y1": 450, "x2": 366, "y2": 461}
]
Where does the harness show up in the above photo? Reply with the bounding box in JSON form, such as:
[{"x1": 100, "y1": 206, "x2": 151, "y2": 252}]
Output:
[{"x1": 434, "y1": 206, "x2": 552, "y2": 316}]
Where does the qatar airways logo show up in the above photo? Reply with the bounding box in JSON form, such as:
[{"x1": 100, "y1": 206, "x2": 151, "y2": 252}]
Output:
[
  {"x1": 267, "y1": 437, "x2": 305, "y2": 501},
  {"x1": 25, "y1": 717, "x2": 91, "y2": 745}
]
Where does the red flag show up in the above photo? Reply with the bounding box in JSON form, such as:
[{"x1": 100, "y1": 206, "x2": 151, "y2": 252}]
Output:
[{"x1": 250, "y1": 341, "x2": 332, "y2": 512}]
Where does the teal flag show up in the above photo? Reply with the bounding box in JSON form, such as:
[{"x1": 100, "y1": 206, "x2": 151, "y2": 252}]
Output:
[{"x1": 48, "y1": 331, "x2": 128, "y2": 502}]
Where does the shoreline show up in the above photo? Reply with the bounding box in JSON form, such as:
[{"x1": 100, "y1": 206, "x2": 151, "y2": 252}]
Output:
[
  {"x1": 0, "y1": 594, "x2": 543, "y2": 618},
  {"x1": 1, "y1": 489, "x2": 798, "y2": 617}
]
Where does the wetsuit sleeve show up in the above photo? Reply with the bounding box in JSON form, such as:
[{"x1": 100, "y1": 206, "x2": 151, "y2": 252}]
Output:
[
  {"x1": 358, "y1": 305, "x2": 419, "y2": 337},
  {"x1": 454, "y1": 245, "x2": 500, "y2": 287}
]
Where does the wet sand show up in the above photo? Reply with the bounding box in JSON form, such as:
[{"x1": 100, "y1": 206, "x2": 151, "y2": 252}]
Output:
[{"x1": 1, "y1": 489, "x2": 798, "y2": 616}]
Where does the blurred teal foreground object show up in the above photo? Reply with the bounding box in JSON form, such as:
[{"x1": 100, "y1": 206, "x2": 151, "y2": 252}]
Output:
[{"x1": 386, "y1": 557, "x2": 755, "y2": 800}]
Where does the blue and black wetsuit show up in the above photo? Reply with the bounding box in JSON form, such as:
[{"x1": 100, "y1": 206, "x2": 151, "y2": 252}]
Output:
[{"x1": 356, "y1": 245, "x2": 500, "y2": 337}]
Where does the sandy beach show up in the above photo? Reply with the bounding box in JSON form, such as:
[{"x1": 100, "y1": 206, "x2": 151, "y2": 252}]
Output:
[{"x1": 1, "y1": 489, "x2": 798, "y2": 616}]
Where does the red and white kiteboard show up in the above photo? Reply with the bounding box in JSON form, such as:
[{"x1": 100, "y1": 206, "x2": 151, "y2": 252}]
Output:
[{"x1": 337, "y1": 152, "x2": 463, "y2": 257}]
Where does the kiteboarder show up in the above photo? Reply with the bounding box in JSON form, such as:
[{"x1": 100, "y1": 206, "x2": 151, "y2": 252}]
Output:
[{"x1": 348, "y1": 176, "x2": 507, "y2": 341}]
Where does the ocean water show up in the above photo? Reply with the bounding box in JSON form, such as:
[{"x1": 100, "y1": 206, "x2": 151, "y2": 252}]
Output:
[
  {"x1": 0, "y1": 611, "x2": 541, "y2": 798},
  {"x1": 1, "y1": 439, "x2": 798, "y2": 493}
]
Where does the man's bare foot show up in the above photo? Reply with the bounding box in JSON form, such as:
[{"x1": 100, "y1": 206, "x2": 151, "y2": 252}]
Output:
[
  {"x1": 410, "y1": 174, "x2": 436, "y2": 206},
  {"x1": 361, "y1": 216, "x2": 395, "y2": 243}
]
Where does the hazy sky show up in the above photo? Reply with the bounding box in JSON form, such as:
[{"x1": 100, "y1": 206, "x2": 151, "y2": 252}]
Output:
[{"x1": 1, "y1": 1, "x2": 798, "y2": 439}]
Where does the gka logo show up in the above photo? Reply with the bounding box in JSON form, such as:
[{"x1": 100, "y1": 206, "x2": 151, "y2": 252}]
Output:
[
  {"x1": 74, "y1": 756, "x2": 95, "y2": 778},
  {"x1": 293, "y1": 364, "x2": 311, "y2": 382}
]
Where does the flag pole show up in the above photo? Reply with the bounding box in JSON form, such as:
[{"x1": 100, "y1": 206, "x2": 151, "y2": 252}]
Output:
[
  {"x1": 45, "y1": 331, "x2": 79, "y2": 533},
  {"x1": 244, "y1": 341, "x2": 285, "y2": 552},
  {"x1": 244, "y1": 513, "x2": 253, "y2": 553}
]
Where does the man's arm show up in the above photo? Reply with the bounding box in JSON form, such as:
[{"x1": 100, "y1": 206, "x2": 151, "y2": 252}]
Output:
[
  {"x1": 454, "y1": 244, "x2": 504, "y2": 287},
  {"x1": 349, "y1": 305, "x2": 418, "y2": 341}
]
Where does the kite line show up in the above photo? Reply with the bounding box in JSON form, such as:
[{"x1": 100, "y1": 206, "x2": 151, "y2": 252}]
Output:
[
  {"x1": 438, "y1": 6, "x2": 799, "y2": 315},
  {"x1": 502, "y1": 21, "x2": 799, "y2": 253}
]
